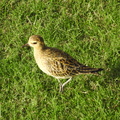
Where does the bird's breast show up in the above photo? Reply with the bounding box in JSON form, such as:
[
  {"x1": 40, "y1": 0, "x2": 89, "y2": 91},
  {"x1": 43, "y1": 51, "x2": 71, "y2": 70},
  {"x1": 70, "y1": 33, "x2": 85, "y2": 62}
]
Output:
[{"x1": 34, "y1": 53, "x2": 52, "y2": 76}]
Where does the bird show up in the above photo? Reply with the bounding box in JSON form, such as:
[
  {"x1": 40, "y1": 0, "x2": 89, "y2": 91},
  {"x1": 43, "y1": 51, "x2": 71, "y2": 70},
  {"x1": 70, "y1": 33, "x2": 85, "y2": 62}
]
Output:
[{"x1": 22, "y1": 35, "x2": 103, "y2": 92}]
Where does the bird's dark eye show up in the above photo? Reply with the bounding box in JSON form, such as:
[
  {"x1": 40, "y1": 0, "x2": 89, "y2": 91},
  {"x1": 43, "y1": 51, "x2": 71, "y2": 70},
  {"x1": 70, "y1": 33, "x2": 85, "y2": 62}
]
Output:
[{"x1": 33, "y1": 42, "x2": 37, "y2": 44}]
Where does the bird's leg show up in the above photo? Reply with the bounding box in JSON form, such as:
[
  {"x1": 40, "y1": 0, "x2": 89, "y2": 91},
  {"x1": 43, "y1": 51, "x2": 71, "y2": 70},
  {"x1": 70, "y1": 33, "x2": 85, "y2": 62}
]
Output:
[
  {"x1": 61, "y1": 77, "x2": 72, "y2": 92},
  {"x1": 57, "y1": 79, "x2": 63, "y2": 92}
]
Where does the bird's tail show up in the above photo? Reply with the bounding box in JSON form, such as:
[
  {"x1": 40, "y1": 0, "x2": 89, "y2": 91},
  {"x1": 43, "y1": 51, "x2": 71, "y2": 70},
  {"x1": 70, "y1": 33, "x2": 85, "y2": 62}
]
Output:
[{"x1": 79, "y1": 66, "x2": 103, "y2": 74}]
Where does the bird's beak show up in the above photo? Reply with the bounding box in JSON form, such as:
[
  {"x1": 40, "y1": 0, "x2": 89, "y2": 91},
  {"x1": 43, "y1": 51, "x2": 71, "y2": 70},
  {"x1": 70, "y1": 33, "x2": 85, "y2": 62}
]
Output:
[{"x1": 22, "y1": 43, "x2": 30, "y2": 48}]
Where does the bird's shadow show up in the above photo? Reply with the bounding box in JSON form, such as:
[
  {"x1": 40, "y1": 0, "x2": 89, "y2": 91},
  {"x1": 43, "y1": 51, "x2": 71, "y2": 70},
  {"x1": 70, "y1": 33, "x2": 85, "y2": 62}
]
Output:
[{"x1": 103, "y1": 59, "x2": 120, "y2": 85}]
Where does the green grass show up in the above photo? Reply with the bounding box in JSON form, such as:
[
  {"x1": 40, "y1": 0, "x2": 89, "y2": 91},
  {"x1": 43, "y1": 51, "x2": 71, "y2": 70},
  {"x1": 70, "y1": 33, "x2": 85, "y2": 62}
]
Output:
[{"x1": 1, "y1": 0, "x2": 120, "y2": 119}]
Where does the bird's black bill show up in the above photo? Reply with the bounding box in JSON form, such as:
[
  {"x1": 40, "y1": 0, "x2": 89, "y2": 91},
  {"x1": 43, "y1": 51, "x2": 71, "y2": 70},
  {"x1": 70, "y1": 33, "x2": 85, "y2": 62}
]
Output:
[{"x1": 22, "y1": 43, "x2": 30, "y2": 48}]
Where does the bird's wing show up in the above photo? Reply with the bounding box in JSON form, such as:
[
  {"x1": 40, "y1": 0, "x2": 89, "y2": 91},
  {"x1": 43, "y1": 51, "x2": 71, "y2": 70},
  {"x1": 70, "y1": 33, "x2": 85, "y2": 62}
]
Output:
[
  {"x1": 45, "y1": 47, "x2": 102, "y2": 77},
  {"x1": 47, "y1": 56, "x2": 93, "y2": 77}
]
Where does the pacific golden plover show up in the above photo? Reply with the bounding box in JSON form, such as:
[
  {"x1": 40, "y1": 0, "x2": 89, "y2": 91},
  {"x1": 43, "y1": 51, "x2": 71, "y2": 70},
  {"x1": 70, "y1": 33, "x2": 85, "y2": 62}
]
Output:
[{"x1": 22, "y1": 35, "x2": 103, "y2": 92}]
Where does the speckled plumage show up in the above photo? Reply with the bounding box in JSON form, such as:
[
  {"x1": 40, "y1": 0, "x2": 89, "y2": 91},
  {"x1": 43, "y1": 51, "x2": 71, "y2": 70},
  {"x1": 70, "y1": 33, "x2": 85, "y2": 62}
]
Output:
[{"x1": 23, "y1": 35, "x2": 103, "y2": 92}]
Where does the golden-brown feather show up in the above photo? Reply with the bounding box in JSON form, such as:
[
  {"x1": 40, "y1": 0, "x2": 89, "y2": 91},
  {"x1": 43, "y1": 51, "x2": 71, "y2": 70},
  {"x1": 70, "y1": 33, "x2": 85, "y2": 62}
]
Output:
[{"x1": 23, "y1": 35, "x2": 103, "y2": 92}]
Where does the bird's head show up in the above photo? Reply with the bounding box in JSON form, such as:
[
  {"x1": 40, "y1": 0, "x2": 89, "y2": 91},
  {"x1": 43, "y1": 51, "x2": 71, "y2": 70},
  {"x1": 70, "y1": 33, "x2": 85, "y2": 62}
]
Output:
[{"x1": 22, "y1": 35, "x2": 45, "y2": 49}]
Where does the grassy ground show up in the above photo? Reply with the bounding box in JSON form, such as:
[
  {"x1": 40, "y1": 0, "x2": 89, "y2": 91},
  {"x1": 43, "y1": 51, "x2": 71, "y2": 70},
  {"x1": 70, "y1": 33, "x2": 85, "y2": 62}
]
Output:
[{"x1": 1, "y1": 0, "x2": 120, "y2": 119}]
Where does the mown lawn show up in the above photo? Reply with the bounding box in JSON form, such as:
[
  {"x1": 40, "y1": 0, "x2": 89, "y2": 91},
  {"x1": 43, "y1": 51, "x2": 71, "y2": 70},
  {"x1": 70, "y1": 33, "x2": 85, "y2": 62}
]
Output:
[{"x1": 1, "y1": 0, "x2": 120, "y2": 119}]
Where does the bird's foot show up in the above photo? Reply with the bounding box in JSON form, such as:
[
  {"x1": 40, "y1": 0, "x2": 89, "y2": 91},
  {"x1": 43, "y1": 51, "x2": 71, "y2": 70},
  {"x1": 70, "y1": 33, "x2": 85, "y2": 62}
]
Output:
[{"x1": 59, "y1": 83, "x2": 63, "y2": 93}]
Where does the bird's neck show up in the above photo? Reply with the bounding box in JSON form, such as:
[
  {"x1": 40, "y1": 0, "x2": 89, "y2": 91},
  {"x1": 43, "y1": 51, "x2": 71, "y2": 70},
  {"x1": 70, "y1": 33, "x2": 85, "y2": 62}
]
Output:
[{"x1": 33, "y1": 45, "x2": 46, "y2": 57}]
